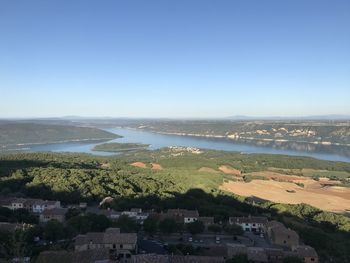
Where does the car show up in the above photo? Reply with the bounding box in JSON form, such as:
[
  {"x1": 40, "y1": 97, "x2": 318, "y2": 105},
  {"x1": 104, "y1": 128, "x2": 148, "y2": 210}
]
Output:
[
  {"x1": 215, "y1": 236, "x2": 221, "y2": 244},
  {"x1": 199, "y1": 239, "x2": 203, "y2": 243},
  {"x1": 188, "y1": 237, "x2": 193, "y2": 242}
]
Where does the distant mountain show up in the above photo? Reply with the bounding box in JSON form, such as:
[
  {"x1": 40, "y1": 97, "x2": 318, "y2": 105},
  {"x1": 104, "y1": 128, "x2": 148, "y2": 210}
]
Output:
[
  {"x1": 0, "y1": 123, "x2": 119, "y2": 147},
  {"x1": 226, "y1": 115, "x2": 350, "y2": 121}
]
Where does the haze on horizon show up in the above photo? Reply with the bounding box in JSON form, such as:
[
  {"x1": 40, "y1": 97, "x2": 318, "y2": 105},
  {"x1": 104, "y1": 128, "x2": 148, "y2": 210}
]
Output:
[{"x1": 1, "y1": 0, "x2": 349, "y2": 118}]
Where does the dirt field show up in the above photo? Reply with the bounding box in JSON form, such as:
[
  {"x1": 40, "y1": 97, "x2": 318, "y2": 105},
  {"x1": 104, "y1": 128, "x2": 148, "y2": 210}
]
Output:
[
  {"x1": 151, "y1": 163, "x2": 163, "y2": 170},
  {"x1": 218, "y1": 165, "x2": 241, "y2": 175},
  {"x1": 220, "y1": 178, "x2": 350, "y2": 213},
  {"x1": 130, "y1": 162, "x2": 147, "y2": 168}
]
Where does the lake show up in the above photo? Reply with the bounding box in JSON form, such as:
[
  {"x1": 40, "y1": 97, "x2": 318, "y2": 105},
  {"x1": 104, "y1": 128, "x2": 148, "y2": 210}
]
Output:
[{"x1": 23, "y1": 127, "x2": 350, "y2": 163}]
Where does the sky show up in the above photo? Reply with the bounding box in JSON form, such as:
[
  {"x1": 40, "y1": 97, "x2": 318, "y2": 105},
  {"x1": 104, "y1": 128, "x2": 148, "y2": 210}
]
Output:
[{"x1": 0, "y1": 0, "x2": 349, "y2": 118}]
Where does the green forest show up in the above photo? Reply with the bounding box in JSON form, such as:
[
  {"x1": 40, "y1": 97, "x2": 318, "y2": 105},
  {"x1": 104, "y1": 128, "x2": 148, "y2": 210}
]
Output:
[
  {"x1": 0, "y1": 123, "x2": 119, "y2": 148},
  {"x1": 93, "y1": 142, "x2": 149, "y2": 152}
]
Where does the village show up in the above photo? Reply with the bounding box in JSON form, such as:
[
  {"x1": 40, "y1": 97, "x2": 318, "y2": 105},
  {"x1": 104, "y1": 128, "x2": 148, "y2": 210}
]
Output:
[{"x1": 0, "y1": 196, "x2": 319, "y2": 263}]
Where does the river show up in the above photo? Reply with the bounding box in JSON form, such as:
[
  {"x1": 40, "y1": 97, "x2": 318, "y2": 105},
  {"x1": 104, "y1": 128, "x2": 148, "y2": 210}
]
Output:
[{"x1": 20, "y1": 127, "x2": 350, "y2": 163}]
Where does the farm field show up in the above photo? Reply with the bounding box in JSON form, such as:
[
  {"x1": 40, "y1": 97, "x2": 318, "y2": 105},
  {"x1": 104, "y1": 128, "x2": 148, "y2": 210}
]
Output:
[{"x1": 220, "y1": 176, "x2": 350, "y2": 213}]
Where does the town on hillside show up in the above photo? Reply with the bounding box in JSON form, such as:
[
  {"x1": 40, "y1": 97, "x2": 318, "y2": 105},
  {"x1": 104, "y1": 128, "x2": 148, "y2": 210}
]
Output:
[{"x1": 0, "y1": 196, "x2": 318, "y2": 263}]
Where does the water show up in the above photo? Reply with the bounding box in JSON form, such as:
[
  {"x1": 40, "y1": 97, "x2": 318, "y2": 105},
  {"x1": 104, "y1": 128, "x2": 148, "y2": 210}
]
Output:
[{"x1": 21, "y1": 128, "x2": 350, "y2": 163}]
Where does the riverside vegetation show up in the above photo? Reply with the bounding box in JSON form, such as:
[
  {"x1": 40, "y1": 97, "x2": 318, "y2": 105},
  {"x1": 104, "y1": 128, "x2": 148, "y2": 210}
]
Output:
[
  {"x1": 93, "y1": 142, "x2": 149, "y2": 152},
  {"x1": 0, "y1": 148, "x2": 350, "y2": 262}
]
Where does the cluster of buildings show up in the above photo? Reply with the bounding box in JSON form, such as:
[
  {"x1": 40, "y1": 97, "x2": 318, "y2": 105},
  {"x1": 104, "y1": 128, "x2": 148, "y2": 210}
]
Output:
[
  {"x1": 156, "y1": 208, "x2": 214, "y2": 226},
  {"x1": 0, "y1": 197, "x2": 67, "y2": 223},
  {"x1": 35, "y1": 219, "x2": 318, "y2": 263},
  {"x1": 75, "y1": 228, "x2": 137, "y2": 260},
  {"x1": 227, "y1": 216, "x2": 318, "y2": 263},
  {"x1": 0, "y1": 198, "x2": 319, "y2": 263},
  {"x1": 67, "y1": 213, "x2": 317, "y2": 263}
]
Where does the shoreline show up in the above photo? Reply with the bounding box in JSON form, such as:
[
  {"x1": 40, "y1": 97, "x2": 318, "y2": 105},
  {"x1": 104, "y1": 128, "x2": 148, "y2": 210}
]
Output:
[{"x1": 139, "y1": 129, "x2": 350, "y2": 147}]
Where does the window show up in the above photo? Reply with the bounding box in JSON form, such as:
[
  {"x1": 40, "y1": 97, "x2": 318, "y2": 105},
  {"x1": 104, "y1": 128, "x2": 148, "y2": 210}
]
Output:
[
  {"x1": 113, "y1": 244, "x2": 116, "y2": 249},
  {"x1": 120, "y1": 244, "x2": 123, "y2": 249},
  {"x1": 311, "y1": 258, "x2": 315, "y2": 261}
]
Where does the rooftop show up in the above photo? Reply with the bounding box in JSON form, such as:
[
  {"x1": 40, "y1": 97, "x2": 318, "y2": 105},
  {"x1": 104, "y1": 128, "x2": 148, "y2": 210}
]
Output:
[
  {"x1": 229, "y1": 216, "x2": 268, "y2": 224},
  {"x1": 75, "y1": 228, "x2": 137, "y2": 246},
  {"x1": 167, "y1": 209, "x2": 199, "y2": 218},
  {"x1": 293, "y1": 245, "x2": 318, "y2": 258},
  {"x1": 42, "y1": 208, "x2": 67, "y2": 216}
]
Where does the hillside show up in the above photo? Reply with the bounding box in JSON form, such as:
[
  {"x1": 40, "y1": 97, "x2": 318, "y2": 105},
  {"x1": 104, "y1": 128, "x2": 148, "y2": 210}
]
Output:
[
  {"x1": 111, "y1": 120, "x2": 350, "y2": 145},
  {"x1": 0, "y1": 149, "x2": 350, "y2": 262},
  {"x1": 0, "y1": 123, "x2": 119, "y2": 148}
]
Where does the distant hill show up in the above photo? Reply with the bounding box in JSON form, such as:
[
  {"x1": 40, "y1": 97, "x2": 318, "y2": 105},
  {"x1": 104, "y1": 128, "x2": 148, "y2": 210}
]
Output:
[
  {"x1": 111, "y1": 119, "x2": 350, "y2": 145},
  {"x1": 226, "y1": 115, "x2": 350, "y2": 120},
  {"x1": 0, "y1": 123, "x2": 119, "y2": 147}
]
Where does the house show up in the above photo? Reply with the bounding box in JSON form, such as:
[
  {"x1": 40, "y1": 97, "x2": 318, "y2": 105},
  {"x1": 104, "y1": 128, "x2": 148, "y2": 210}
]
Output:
[
  {"x1": 0, "y1": 197, "x2": 14, "y2": 209},
  {"x1": 39, "y1": 208, "x2": 67, "y2": 223},
  {"x1": 247, "y1": 247, "x2": 268, "y2": 263},
  {"x1": 74, "y1": 228, "x2": 137, "y2": 260},
  {"x1": 0, "y1": 197, "x2": 61, "y2": 213},
  {"x1": 131, "y1": 254, "x2": 225, "y2": 263},
  {"x1": 265, "y1": 248, "x2": 285, "y2": 263},
  {"x1": 109, "y1": 210, "x2": 122, "y2": 220},
  {"x1": 131, "y1": 254, "x2": 168, "y2": 263},
  {"x1": 227, "y1": 244, "x2": 268, "y2": 263},
  {"x1": 36, "y1": 248, "x2": 110, "y2": 263},
  {"x1": 9, "y1": 198, "x2": 27, "y2": 210},
  {"x1": 292, "y1": 245, "x2": 319, "y2": 263},
  {"x1": 226, "y1": 243, "x2": 248, "y2": 258},
  {"x1": 199, "y1": 216, "x2": 215, "y2": 226},
  {"x1": 201, "y1": 245, "x2": 228, "y2": 257},
  {"x1": 27, "y1": 199, "x2": 61, "y2": 213},
  {"x1": 121, "y1": 208, "x2": 149, "y2": 223},
  {"x1": 267, "y1": 221, "x2": 299, "y2": 249},
  {"x1": 164, "y1": 209, "x2": 199, "y2": 224},
  {"x1": 229, "y1": 216, "x2": 268, "y2": 233}
]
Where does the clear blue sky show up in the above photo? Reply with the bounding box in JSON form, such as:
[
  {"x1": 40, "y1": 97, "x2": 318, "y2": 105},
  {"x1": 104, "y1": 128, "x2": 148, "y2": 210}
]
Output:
[{"x1": 1, "y1": 0, "x2": 349, "y2": 118}]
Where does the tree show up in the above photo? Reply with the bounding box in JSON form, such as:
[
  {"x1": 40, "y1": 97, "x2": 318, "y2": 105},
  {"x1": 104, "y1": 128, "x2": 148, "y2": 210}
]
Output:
[
  {"x1": 89, "y1": 214, "x2": 111, "y2": 232},
  {"x1": 224, "y1": 224, "x2": 244, "y2": 235},
  {"x1": 65, "y1": 208, "x2": 81, "y2": 220},
  {"x1": 226, "y1": 254, "x2": 250, "y2": 263},
  {"x1": 12, "y1": 209, "x2": 38, "y2": 224},
  {"x1": 24, "y1": 225, "x2": 43, "y2": 244},
  {"x1": 67, "y1": 213, "x2": 111, "y2": 234},
  {"x1": 67, "y1": 215, "x2": 93, "y2": 234},
  {"x1": 43, "y1": 220, "x2": 64, "y2": 241},
  {"x1": 187, "y1": 221, "x2": 204, "y2": 235},
  {"x1": 143, "y1": 218, "x2": 158, "y2": 235},
  {"x1": 159, "y1": 218, "x2": 178, "y2": 234},
  {"x1": 208, "y1": 224, "x2": 222, "y2": 233},
  {"x1": 116, "y1": 215, "x2": 138, "y2": 232},
  {"x1": 283, "y1": 257, "x2": 304, "y2": 263}
]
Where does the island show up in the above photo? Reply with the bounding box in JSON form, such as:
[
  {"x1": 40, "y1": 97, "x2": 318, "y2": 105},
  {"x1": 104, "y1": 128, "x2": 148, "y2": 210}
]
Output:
[{"x1": 93, "y1": 142, "x2": 150, "y2": 152}]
